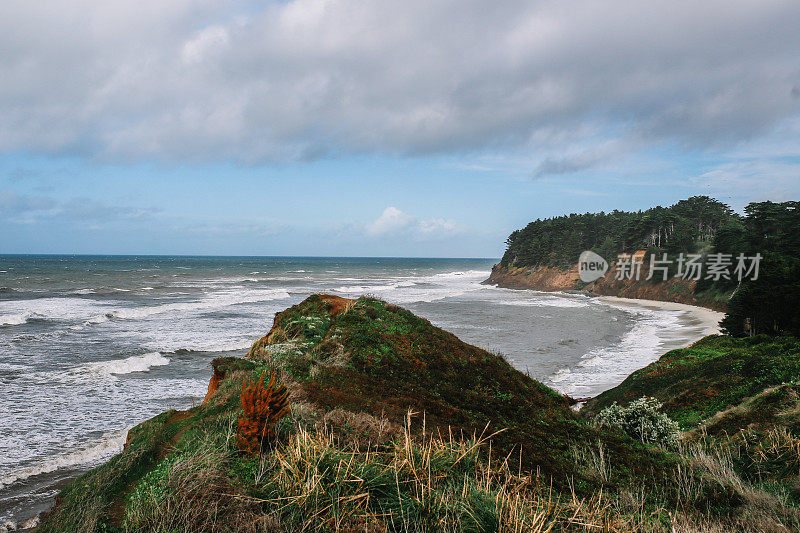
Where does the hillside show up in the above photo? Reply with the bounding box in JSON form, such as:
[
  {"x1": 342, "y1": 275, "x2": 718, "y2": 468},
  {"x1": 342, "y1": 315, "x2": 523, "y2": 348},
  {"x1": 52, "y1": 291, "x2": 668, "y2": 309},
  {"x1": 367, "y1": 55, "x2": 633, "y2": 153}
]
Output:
[
  {"x1": 35, "y1": 294, "x2": 770, "y2": 532},
  {"x1": 583, "y1": 336, "x2": 800, "y2": 428},
  {"x1": 584, "y1": 335, "x2": 800, "y2": 509}
]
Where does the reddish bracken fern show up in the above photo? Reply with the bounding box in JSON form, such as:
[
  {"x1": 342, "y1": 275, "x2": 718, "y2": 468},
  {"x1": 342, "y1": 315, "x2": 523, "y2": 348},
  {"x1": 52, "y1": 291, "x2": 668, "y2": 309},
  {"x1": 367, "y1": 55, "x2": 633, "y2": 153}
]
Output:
[{"x1": 237, "y1": 371, "x2": 291, "y2": 454}]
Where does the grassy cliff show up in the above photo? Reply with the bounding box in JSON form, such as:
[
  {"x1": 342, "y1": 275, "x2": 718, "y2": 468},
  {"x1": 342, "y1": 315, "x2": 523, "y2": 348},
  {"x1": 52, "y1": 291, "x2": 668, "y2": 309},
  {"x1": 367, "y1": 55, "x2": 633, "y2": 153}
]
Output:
[
  {"x1": 583, "y1": 335, "x2": 800, "y2": 429},
  {"x1": 584, "y1": 334, "x2": 800, "y2": 518},
  {"x1": 38, "y1": 296, "x2": 792, "y2": 532}
]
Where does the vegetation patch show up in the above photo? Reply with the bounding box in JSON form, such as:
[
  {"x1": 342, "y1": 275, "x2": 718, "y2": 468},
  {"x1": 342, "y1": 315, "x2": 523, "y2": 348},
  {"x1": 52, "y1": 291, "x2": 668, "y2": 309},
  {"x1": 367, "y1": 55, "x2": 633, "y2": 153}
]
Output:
[{"x1": 584, "y1": 335, "x2": 800, "y2": 429}]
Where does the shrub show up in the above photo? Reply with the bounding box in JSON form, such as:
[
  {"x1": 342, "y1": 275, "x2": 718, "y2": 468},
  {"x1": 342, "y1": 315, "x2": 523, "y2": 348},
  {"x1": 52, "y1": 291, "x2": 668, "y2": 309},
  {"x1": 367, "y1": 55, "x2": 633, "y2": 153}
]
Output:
[
  {"x1": 596, "y1": 397, "x2": 680, "y2": 448},
  {"x1": 237, "y1": 370, "x2": 291, "y2": 454}
]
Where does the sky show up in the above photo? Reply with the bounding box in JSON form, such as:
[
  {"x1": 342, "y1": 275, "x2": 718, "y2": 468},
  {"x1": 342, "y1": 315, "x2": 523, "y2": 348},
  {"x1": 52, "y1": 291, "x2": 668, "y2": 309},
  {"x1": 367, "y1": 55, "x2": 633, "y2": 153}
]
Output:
[{"x1": 1, "y1": 0, "x2": 799, "y2": 257}]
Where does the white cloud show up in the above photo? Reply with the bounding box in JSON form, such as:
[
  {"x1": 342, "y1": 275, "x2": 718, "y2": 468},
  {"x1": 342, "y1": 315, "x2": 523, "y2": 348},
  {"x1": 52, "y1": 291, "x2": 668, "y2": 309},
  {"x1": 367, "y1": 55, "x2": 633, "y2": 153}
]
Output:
[
  {"x1": 365, "y1": 207, "x2": 463, "y2": 239},
  {"x1": 365, "y1": 206, "x2": 415, "y2": 236},
  {"x1": 0, "y1": 1, "x2": 798, "y2": 165},
  {"x1": 181, "y1": 25, "x2": 230, "y2": 65}
]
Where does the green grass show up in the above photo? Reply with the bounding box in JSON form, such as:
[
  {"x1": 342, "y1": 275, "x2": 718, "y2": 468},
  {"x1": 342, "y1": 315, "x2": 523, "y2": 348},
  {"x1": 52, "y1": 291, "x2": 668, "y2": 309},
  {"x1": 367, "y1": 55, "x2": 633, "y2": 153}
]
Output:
[{"x1": 584, "y1": 335, "x2": 800, "y2": 428}]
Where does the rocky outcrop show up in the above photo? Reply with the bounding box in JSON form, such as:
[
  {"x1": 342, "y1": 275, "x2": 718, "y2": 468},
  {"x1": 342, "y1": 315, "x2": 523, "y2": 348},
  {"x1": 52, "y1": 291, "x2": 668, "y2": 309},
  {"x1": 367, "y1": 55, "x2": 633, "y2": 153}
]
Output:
[{"x1": 485, "y1": 264, "x2": 728, "y2": 311}]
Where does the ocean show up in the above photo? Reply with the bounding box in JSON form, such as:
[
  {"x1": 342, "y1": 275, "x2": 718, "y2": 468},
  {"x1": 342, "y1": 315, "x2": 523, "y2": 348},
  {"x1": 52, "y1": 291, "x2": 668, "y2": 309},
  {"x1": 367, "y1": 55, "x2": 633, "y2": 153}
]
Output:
[{"x1": 0, "y1": 255, "x2": 711, "y2": 524}]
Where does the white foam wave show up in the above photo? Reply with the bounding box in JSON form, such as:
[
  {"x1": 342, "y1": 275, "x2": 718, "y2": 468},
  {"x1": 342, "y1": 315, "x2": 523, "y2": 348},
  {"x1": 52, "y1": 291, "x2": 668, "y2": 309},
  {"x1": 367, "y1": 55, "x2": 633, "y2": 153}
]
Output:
[
  {"x1": 0, "y1": 297, "x2": 112, "y2": 326},
  {"x1": 498, "y1": 297, "x2": 589, "y2": 309},
  {"x1": 71, "y1": 288, "x2": 96, "y2": 295},
  {"x1": 78, "y1": 352, "x2": 170, "y2": 376},
  {"x1": 145, "y1": 336, "x2": 254, "y2": 353},
  {"x1": 0, "y1": 312, "x2": 32, "y2": 326},
  {"x1": 432, "y1": 270, "x2": 488, "y2": 279},
  {"x1": 329, "y1": 269, "x2": 490, "y2": 304},
  {"x1": 0, "y1": 428, "x2": 127, "y2": 491},
  {"x1": 547, "y1": 307, "x2": 682, "y2": 397},
  {"x1": 0, "y1": 362, "x2": 31, "y2": 372},
  {"x1": 88, "y1": 289, "x2": 290, "y2": 322}
]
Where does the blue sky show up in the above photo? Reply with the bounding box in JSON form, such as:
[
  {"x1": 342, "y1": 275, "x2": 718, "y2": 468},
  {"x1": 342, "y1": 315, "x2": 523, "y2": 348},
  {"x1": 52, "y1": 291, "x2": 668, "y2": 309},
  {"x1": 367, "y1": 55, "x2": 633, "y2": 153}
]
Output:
[{"x1": 2, "y1": 1, "x2": 799, "y2": 257}]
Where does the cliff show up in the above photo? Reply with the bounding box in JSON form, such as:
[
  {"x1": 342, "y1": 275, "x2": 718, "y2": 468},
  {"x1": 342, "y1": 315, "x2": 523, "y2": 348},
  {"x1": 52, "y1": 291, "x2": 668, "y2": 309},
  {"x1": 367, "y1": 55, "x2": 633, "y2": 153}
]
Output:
[
  {"x1": 582, "y1": 335, "x2": 800, "y2": 509},
  {"x1": 37, "y1": 294, "x2": 761, "y2": 532},
  {"x1": 485, "y1": 263, "x2": 730, "y2": 311}
]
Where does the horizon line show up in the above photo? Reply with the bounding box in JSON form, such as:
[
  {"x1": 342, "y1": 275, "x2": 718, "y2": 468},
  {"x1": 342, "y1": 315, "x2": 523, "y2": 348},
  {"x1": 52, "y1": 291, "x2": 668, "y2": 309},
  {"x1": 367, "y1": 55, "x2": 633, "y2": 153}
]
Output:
[{"x1": 0, "y1": 253, "x2": 501, "y2": 260}]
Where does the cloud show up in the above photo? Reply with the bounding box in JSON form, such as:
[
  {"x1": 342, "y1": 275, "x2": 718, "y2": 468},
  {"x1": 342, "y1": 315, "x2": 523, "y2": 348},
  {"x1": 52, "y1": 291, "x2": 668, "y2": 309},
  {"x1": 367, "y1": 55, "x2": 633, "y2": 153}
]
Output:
[
  {"x1": 365, "y1": 207, "x2": 415, "y2": 236},
  {"x1": 0, "y1": 190, "x2": 56, "y2": 213},
  {"x1": 0, "y1": 0, "x2": 798, "y2": 164},
  {"x1": 0, "y1": 189, "x2": 159, "y2": 224},
  {"x1": 365, "y1": 207, "x2": 462, "y2": 239},
  {"x1": 532, "y1": 148, "x2": 618, "y2": 178},
  {"x1": 56, "y1": 198, "x2": 161, "y2": 222}
]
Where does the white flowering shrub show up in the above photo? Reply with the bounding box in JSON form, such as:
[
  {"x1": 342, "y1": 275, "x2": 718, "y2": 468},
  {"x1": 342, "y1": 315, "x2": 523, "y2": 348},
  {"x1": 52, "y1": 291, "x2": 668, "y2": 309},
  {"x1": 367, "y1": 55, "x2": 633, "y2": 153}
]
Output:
[{"x1": 596, "y1": 397, "x2": 680, "y2": 448}]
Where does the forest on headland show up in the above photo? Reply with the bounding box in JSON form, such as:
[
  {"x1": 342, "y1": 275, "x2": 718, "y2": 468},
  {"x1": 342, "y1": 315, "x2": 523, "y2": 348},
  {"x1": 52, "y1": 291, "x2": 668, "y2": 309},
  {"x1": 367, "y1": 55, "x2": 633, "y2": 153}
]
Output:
[{"x1": 498, "y1": 196, "x2": 800, "y2": 337}]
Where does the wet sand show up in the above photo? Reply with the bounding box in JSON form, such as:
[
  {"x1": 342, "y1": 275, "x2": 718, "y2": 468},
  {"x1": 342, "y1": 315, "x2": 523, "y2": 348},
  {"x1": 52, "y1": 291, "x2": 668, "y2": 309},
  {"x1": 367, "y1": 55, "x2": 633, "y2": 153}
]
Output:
[{"x1": 597, "y1": 295, "x2": 724, "y2": 338}]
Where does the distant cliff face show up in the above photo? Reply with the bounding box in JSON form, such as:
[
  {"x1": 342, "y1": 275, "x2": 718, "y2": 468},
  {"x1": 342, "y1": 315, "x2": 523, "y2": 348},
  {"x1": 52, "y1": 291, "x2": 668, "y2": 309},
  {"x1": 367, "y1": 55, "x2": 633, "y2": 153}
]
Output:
[{"x1": 485, "y1": 263, "x2": 729, "y2": 311}]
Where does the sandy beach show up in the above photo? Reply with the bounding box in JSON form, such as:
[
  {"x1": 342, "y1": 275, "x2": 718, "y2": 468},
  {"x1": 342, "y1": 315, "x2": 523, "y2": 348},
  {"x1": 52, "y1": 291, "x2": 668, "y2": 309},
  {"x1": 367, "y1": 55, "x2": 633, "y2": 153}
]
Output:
[{"x1": 597, "y1": 295, "x2": 724, "y2": 338}]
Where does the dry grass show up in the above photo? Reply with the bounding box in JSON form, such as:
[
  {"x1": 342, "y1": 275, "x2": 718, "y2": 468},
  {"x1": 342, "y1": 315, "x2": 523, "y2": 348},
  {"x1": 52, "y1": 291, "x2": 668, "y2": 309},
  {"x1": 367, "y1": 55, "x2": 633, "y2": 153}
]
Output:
[
  {"x1": 672, "y1": 437, "x2": 800, "y2": 532},
  {"x1": 571, "y1": 439, "x2": 611, "y2": 484},
  {"x1": 317, "y1": 408, "x2": 400, "y2": 443},
  {"x1": 122, "y1": 410, "x2": 676, "y2": 532},
  {"x1": 77, "y1": 406, "x2": 800, "y2": 533},
  {"x1": 246, "y1": 414, "x2": 658, "y2": 532}
]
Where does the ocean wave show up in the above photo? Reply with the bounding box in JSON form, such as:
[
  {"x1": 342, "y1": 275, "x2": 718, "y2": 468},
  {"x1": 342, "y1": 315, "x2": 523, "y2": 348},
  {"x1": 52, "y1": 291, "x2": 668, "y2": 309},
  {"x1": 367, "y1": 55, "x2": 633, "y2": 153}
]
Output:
[
  {"x1": 328, "y1": 269, "x2": 490, "y2": 304},
  {"x1": 0, "y1": 428, "x2": 127, "y2": 491},
  {"x1": 547, "y1": 308, "x2": 681, "y2": 397},
  {"x1": 431, "y1": 270, "x2": 489, "y2": 279},
  {"x1": 147, "y1": 337, "x2": 253, "y2": 353},
  {"x1": 70, "y1": 288, "x2": 96, "y2": 295},
  {"x1": 0, "y1": 312, "x2": 33, "y2": 326},
  {"x1": 77, "y1": 352, "x2": 170, "y2": 377},
  {"x1": 497, "y1": 297, "x2": 589, "y2": 309},
  {"x1": 86, "y1": 289, "x2": 291, "y2": 322},
  {"x1": 0, "y1": 362, "x2": 31, "y2": 372},
  {"x1": 0, "y1": 297, "x2": 112, "y2": 326}
]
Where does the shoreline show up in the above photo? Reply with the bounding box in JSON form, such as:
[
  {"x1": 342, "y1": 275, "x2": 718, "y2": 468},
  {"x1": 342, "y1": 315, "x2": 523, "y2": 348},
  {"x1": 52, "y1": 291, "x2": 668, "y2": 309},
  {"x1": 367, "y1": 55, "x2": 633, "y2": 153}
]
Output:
[
  {"x1": 484, "y1": 265, "x2": 729, "y2": 312},
  {"x1": 595, "y1": 295, "x2": 724, "y2": 338},
  {"x1": 541, "y1": 290, "x2": 726, "y2": 401}
]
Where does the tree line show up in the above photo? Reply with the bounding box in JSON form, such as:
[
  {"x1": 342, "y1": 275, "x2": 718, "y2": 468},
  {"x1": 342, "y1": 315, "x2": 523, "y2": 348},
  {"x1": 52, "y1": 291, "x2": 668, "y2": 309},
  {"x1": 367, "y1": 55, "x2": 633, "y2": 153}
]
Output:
[{"x1": 499, "y1": 196, "x2": 800, "y2": 337}]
